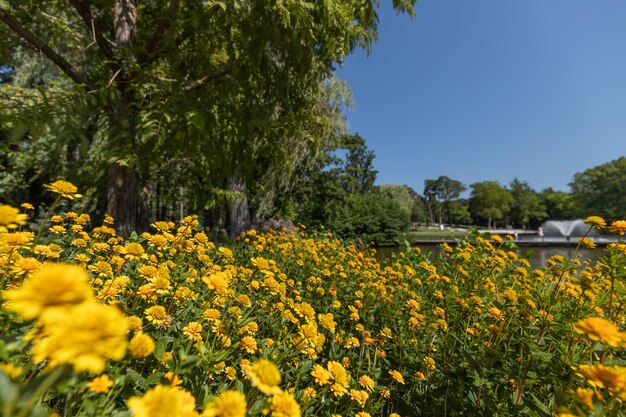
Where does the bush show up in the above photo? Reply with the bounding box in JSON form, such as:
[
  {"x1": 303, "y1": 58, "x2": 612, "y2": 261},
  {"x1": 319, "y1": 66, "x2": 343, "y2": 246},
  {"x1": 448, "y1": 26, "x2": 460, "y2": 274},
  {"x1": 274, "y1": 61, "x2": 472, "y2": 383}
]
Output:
[{"x1": 329, "y1": 192, "x2": 410, "y2": 245}]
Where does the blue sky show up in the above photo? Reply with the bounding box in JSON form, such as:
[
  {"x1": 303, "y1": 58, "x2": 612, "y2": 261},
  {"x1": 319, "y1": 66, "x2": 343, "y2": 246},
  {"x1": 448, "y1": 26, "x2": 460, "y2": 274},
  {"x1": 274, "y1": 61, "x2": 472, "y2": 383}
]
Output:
[{"x1": 336, "y1": 0, "x2": 626, "y2": 195}]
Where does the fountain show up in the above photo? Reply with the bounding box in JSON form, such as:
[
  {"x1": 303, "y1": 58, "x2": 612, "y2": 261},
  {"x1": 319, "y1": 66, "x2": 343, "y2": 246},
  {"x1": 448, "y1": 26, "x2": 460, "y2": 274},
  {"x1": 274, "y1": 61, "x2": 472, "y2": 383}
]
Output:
[{"x1": 541, "y1": 219, "x2": 596, "y2": 239}]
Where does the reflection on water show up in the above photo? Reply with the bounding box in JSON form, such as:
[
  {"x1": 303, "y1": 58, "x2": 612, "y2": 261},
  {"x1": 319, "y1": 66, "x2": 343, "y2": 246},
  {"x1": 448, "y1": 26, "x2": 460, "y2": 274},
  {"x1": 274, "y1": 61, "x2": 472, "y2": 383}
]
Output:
[{"x1": 375, "y1": 244, "x2": 597, "y2": 268}]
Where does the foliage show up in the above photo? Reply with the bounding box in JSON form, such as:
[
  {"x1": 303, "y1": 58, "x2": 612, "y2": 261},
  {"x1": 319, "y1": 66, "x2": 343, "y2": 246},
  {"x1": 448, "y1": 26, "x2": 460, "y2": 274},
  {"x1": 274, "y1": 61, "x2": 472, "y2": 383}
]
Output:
[
  {"x1": 0, "y1": 0, "x2": 417, "y2": 235},
  {"x1": 446, "y1": 199, "x2": 472, "y2": 225},
  {"x1": 424, "y1": 176, "x2": 467, "y2": 226},
  {"x1": 380, "y1": 184, "x2": 415, "y2": 220},
  {"x1": 570, "y1": 157, "x2": 626, "y2": 220},
  {"x1": 2, "y1": 184, "x2": 626, "y2": 417},
  {"x1": 469, "y1": 180, "x2": 513, "y2": 228},
  {"x1": 509, "y1": 179, "x2": 548, "y2": 229},
  {"x1": 341, "y1": 133, "x2": 378, "y2": 194},
  {"x1": 328, "y1": 192, "x2": 411, "y2": 245},
  {"x1": 540, "y1": 187, "x2": 578, "y2": 221}
]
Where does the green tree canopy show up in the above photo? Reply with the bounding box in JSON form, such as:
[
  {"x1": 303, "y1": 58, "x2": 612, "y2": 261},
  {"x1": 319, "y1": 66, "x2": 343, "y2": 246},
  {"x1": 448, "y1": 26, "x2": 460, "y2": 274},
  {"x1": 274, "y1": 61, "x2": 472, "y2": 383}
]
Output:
[
  {"x1": 540, "y1": 187, "x2": 577, "y2": 220},
  {"x1": 0, "y1": 0, "x2": 417, "y2": 235},
  {"x1": 468, "y1": 180, "x2": 512, "y2": 229},
  {"x1": 509, "y1": 178, "x2": 547, "y2": 229},
  {"x1": 570, "y1": 157, "x2": 626, "y2": 220},
  {"x1": 380, "y1": 184, "x2": 414, "y2": 219},
  {"x1": 424, "y1": 175, "x2": 466, "y2": 225}
]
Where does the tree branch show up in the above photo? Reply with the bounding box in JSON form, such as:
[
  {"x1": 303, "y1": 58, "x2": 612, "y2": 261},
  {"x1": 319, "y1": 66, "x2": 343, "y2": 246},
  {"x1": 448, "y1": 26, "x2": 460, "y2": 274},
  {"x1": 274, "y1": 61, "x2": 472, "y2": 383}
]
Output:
[
  {"x1": 138, "y1": 3, "x2": 221, "y2": 66},
  {"x1": 67, "y1": 0, "x2": 115, "y2": 60},
  {"x1": 143, "y1": 0, "x2": 180, "y2": 56},
  {"x1": 0, "y1": 7, "x2": 94, "y2": 89},
  {"x1": 182, "y1": 66, "x2": 232, "y2": 92},
  {"x1": 182, "y1": 43, "x2": 251, "y2": 93}
]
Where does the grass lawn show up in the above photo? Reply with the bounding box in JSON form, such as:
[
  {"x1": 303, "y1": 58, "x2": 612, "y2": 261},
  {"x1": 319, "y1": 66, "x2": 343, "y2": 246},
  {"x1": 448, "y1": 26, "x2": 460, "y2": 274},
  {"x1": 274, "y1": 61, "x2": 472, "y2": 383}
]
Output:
[{"x1": 407, "y1": 227, "x2": 471, "y2": 240}]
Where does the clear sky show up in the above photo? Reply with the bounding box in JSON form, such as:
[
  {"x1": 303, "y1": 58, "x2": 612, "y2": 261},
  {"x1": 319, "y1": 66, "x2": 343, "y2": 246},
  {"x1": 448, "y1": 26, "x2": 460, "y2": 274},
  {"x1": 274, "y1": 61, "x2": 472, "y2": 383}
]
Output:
[{"x1": 336, "y1": 0, "x2": 626, "y2": 195}]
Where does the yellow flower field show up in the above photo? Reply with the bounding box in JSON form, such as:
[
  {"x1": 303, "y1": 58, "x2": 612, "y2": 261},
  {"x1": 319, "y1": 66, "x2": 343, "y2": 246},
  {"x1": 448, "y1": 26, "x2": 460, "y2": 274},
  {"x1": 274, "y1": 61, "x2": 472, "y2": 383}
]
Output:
[{"x1": 1, "y1": 183, "x2": 626, "y2": 416}]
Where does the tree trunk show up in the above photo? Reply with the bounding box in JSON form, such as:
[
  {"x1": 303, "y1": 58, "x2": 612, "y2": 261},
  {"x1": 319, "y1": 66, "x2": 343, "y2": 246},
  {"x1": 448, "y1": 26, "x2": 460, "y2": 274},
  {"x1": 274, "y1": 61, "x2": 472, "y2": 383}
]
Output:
[
  {"x1": 438, "y1": 203, "x2": 443, "y2": 226},
  {"x1": 427, "y1": 203, "x2": 433, "y2": 226},
  {"x1": 107, "y1": 163, "x2": 136, "y2": 237},
  {"x1": 107, "y1": 0, "x2": 140, "y2": 237},
  {"x1": 227, "y1": 173, "x2": 250, "y2": 240}
]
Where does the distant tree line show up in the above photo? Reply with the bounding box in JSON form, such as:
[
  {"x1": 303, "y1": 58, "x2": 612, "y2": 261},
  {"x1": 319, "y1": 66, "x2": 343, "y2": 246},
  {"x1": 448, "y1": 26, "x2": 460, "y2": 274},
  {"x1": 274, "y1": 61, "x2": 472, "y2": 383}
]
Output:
[{"x1": 400, "y1": 156, "x2": 626, "y2": 231}]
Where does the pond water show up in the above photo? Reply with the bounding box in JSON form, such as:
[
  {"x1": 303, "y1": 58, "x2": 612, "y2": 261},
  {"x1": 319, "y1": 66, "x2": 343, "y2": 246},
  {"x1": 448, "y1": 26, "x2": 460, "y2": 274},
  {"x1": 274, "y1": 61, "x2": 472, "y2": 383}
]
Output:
[{"x1": 375, "y1": 243, "x2": 597, "y2": 268}]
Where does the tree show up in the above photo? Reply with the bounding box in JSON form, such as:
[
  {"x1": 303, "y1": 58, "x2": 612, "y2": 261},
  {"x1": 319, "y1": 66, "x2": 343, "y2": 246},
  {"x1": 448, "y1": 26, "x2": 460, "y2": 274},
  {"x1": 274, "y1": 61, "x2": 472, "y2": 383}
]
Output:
[
  {"x1": 380, "y1": 184, "x2": 414, "y2": 219},
  {"x1": 540, "y1": 188, "x2": 577, "y2": 220},
  {"x1": 342, "y1": 133, "x2": 378, "y2": 194},
  {"x1": 423, "y1": 176, "x2": 466, "y2": 226},
  {"x1": 509, "y1": 179, "x2": 547, "y2": 229},
  {"x1": 329, "y1": 192, "x2": 410, "y2": 245},
  {"x1": 288, "y1": 130, "x2": 379, "y2": 228},
  {"x1": 570, "y1": 157, "x2": 626, "y2": 220},
  {"x1": 0, "y1": 0, "x2": 417, "y2": 235},
  {"x1": 468, "y1": 181, "x2": 512, "y2": 229},
  {"x1": 446, "y1": 199, "x2": 472, "y2": 225}
]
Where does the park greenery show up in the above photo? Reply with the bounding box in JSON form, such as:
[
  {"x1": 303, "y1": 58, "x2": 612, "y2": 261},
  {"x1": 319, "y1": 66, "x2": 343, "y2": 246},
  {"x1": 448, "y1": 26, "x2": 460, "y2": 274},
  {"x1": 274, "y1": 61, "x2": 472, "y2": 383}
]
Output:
[
  {"x1": 3, "y1": 1, "x2": 625, "y2": 246},
  {"x1": 2, "y1": 185, "x2": 626, "y2": 417},
  {"x1": 3, "y1": 3, "x2": 626, "y2": 417}
]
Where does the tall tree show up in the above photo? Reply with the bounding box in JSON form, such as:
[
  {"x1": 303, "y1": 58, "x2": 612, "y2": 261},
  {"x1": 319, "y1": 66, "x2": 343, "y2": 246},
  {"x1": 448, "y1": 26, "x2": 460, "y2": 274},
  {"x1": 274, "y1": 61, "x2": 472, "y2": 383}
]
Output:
[
  {"x1": 0, "y1": 0, "x2": 417, "y2": 235},
  {"x1": 570, "y1": 157, "x2": 626, "y2": 220},
  {"x1": 342, "y1": 133, "x2": 378, "y2": 194},
  {"x1": 509, "y1": 179, "x2": 547, "y2": 229},
  {"x1": 468, "y1": 181, "x2": 512, "y2": 229},
  {"x1": 423, "y1": 175, "x2": 466, "y2": 226}
]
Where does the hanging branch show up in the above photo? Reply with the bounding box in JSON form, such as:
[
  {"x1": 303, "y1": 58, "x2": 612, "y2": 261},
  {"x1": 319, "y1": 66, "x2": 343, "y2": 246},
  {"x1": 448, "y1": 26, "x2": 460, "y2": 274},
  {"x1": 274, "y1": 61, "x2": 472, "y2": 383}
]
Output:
[
  {"x1": 67, "y1": 0, "x2": 115, "y2": 60},
  {"x1": 0, "y1": 7, "x2": 95, "y2": 89}
]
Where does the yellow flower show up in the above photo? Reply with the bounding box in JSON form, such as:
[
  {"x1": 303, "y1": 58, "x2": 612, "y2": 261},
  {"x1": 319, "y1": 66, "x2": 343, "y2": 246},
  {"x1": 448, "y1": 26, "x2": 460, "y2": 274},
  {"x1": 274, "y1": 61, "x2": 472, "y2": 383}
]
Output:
[
  {"x1": 584, "y1": 216, "x2": 606, "y2": 229},
  {"x1": 121, "y1": 242, "x2": 147, "y2": 260},
  {"x1": 165, "y1": 372, "x2": 183, "y2": 386},
  {"x1": 1, "y1": 231, "x2": 34, "y2": 247},
  {"x1": 243, "y1": 359, "x2": 282, "y2": 395},
  {"x1": 9, "y1": 257, "x2": 41, "y2": 276},
  {"x1": 3, "y1": 263, "x2": 93, "y2": 321},
  {"x1": 203, "y1": 272, "x2": 230, "y2": 295},
  {"x1": 0, "y1": 362, "x2": 22, "y2": 379},
  {"x1": 311, "y1": 365, "x2": 332, "y2": 386},
  {"x1": 578, "y1": 237, "x2": 596, "y2": 249},
  {"x1": 202, "y1": 390, "x2": 246, "y2": 417},
  {"x1": 0, "y1": 205, "x2": 28, "y2": 229},
  {"x1": 268, "y1": 392, "x2": 300, "y2": 417},
  {"x1": 204, "y1": 309, "x2": 222, "y2": 321},
  {"x1": 183, "y1": 322, "x2": 204, "y2": 342},
  {"x1": 424, "y1": 357, "x2": 436, "y2": 371},
  {"x1": 575, "y1": 387, "x2": 595, "y2": 409},
  {"x1": 358, "y1": 375, "x2": 375, "y2": 392},
  {"x1": 32, "y1": 301, "x2": 128, "y2": 373},
  {"x1": 129, "y1": 332, "x2": 155, "y2": 358},
  {"x1": 44, "y1": 180, "x2": 82, "y2": 199},
  {"x1": 239, "y1": 336, "x2": 257, "y2": 354},
  {"x1": 87, "y1": 374, "x2": 114, "y2": 394},
  {"x1": 609, "y1": 220, "x2": 626, "y2": 236},
  {"x1": 577, "y1": 364, "x2": 626, "y2": 390},
  {"x1": 128, "y1": 385, "x2": 198, "y2": 417},
  {"x1": 389, "y1": 370, "x2": 405, "y2": 384},
  {"x1": 349, "y1": 389, "x2": 369, "y2": 407},
  {"x1": 145, "y1": 306, "x2": 168, "y2": 325},
  {"x1": 573, "y1": 317, "x2": 625, "y2": 347},
  {"x1": 318, "y1": 313, "x2": 336, "y2": 333}
]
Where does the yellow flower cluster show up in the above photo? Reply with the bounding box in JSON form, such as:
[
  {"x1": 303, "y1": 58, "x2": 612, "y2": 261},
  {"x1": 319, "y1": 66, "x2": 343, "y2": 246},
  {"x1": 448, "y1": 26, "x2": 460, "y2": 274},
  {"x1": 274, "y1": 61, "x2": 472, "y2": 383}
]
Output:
[{"x1": 3, "y1": 185, "x2": 626, "y2": 417}]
